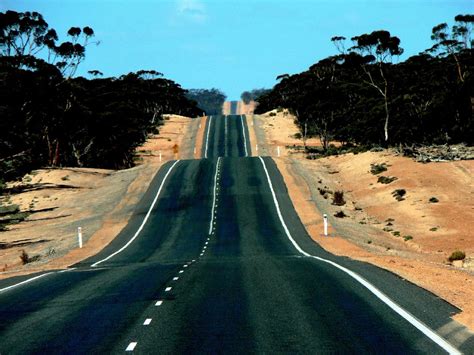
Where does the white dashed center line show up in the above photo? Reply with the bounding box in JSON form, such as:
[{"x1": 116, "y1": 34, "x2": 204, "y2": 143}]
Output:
[
  {"x1": 143, "y1": 318, "x2": 152, "y2": 326},
  {"x1": 155, "y1": 300, "x2": 163, "y2": 306},
  {"x1": 173, "y1": 277, "x2": 179, "y2": 281},
  {"x1": 126, "y1": 342, "x2": 137, "y2": 351},
  {"x1": 165, "y1": 287, "x2": 172, "y2": 292}
]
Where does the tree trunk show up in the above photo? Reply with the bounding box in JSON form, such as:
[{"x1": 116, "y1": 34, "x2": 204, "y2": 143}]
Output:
[
  {"x1": 303, "y1": 121, "x2": 308, "y2": 151},
  {"x1": 52, "y1": 141, "x2": 60, "y2": 167},
  {"x1": 384, "y1": 96, "x2": 389, "y2": 142}
]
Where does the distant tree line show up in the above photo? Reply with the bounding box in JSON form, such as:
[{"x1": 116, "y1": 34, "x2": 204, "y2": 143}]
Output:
[
  {"x1": 241, "y1": 88, "x2": 271, "y2": 104},
  {"x1": 185, "y1": 88, "x2": 226, "y2": 115},
  {"x1": 255, "y1": 14, "x2": 474, "y2": 149},
  {"x1": 0, "y1": 10, "x2": 202, "y2": 183}
]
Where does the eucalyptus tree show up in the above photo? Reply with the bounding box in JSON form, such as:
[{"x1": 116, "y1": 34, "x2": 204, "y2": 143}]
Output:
[
  {"x1": 240, "y1": 88, "x2": 270, "y2": 104},
  {"x1": 185, "y1": 88, "x2": 226, "y2": 115},
  {"x1": 0, "y1": 10, "x2": 97, "y2": 77},
  {"x1": 429, "y1": 14, "x2": 473, "y2": 82},
  {"x1": 332, "y1": 31, "x2": 403, "y2": 143}
]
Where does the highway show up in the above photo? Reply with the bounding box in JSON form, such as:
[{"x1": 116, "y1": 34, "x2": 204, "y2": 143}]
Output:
[{"x1": 0, "y1": 115, "x2": 472, "y2": 353}]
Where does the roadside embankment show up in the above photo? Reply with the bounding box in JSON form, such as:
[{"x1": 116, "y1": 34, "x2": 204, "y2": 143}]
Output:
[
  {"x1": 251, "y1": 109, "x2": 474, "y2": 330},
  {"x1": 0, "y1": 114, "x2": 200, "y2": 279}
]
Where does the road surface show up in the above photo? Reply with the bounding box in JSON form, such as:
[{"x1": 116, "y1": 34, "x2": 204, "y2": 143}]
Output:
[{"x1": 0, "y1": 115, "x2": 472, "y2": 354}]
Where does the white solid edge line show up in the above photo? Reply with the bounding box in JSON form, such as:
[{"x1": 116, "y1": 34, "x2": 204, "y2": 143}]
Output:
[
  {"x1": 208, "y1": 157, "x2": 221, "y2": 235},
  {"x1": 126, "y1": 342, "x2": 137, "y2": 351},
  {"x1": 240, "y1": 115, "x2": 248, "y2": 157},
  {"x1": 58, "y1": 267, "x2": 77, "y2": 273},
  {"x1": 224, "y1": 115, "x2": 228, "y2": 157},
  {"x1": 0, "y1": 272, "x2": 54, "y2": 294},
  {"x1": 204, "y1": 115, "x2": 212, "y2": 159},
  {"x1": 257, "y1": 156, "x2": 460, "y2": 355},
  {"x1": 91, "y1": 160, "x2": 181, "y2": 267}
]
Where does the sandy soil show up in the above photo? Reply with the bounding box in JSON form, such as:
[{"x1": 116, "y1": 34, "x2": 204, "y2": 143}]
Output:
[
  {"x1": 0, "y1": 114, "x2": 198, "y2": 279},
  {"x1": 194, "y1": 116, "x2": 208, "y2": 159},
  {"x1": 254, "y1": 110, "x2": 474, "y2": 331},
  {"x1": 252, "y1": 109, "x2": 325, "y2": 157},
  {"x1": 246, "y1": 115, "x2": 257, "y2": 157}
]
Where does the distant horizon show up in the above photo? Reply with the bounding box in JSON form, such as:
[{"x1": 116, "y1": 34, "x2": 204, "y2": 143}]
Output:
[{"x1": 2, "y1": 0, "x2": 473, "y2": 100}]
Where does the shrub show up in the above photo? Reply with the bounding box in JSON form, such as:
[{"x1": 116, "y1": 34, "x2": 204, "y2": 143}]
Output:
[
  {"x1": 403, "y1": 235, "x2": 413, "y2": 241},
  {"x1": 429, "y1": 197, "x2": 439, "y2": 203},
  {"x1": 377, "y1": 176, "x2": 397, "y2": 184},
  {"x1": 0, "y1": 204, "x2": 20, "y2": 216},
  {"x1": 370, "y1": 163, "x2": 388, "y2": 175},
  {"x1": 19, "y1": 250, "x2": 40, "y2": 264},
  {"x1": 332, "y1": 190, "x2": 346, "y2": 206},
  {"x1": 392, "y1": 189, "x2": 406, "y2": 201},
  {"x1": 448, "y1": 250, "x2": 466, "y2": 262},
  {"x1": 20, "y1": 250, "x2": 30, "y2": 264},
  {"x1": 392, "y1": 231, "x2": 400, "y2": 237},
  {"x1": 334, "y1": 210, "x2": 347, "y2": 218}
]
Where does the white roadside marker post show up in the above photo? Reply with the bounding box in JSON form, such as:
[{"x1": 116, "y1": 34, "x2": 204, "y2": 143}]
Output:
[
  {"x1": 159, "y1": 151, "x2": 162, "y2": 162},
  {"x1": 323, "y1": 214, "x2": 328, "y2": 237},
  {"x1": 78, "y1": 227, "x2": 83, "y2": 248},
  {"x1": 277, "y1": 146, "x2": 281, "y2": 157},
  {"x1": 256, "y1": 144, "x2": 258, "y2": 154}
]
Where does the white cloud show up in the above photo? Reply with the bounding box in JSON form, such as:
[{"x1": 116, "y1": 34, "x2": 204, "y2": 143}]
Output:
[{"x1": 176, "y1": 0, "x2": 208, "y2": 24}]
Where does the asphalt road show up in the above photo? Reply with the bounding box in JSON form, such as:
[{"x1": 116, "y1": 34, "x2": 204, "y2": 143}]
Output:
[{"x1": 0, "y1": 115, "x2": 473, "y2": 354}]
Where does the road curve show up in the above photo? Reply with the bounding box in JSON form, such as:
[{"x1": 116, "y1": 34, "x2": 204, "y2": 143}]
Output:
[{"x1": 0, "y1": 115, "x2": 472, "y2": 354}]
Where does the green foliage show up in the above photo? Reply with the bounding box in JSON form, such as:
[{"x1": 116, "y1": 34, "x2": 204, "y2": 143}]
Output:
[
  {"x1": 0, "y1": 10, "x2": 202, "y2": 182},
  {"x1": 429, "y1": 197, "x2": 439, "y2": 203},
  {"x1": 332, "y1": 190, "x2": 346, "y2": 206},
  {"x1": 241, "y1": 88, "x2": 270, "y2": 104},
  {"x1": 255, "y1": 14, "x2": 474, "y2": 147},
  {"x1": 377, "y1": 176, "x2": 397, "y2": 184},
  {"x1": 185, "y1": 88, "x2": 226, "y2": 115},
  {"x1": 334, "y1": 210, "x2": 347, "y2": 218},
  {"x1": 0, "y1": 204, "x2": 20, "y2": 216},
  {"x1": 403, "y1": 235, "x2": 413, "y2": 241},
  {"x1": 392, "y1": 189, "x2": 406, "y2": 201},
  {"x1": 19, "y1": 250, "x2": 30, "y2": 264},
  {"x1": 370, "y1": 163, "x2": 388, "y2": 175},
  {"x1": 448, "y1": 250, "x2": 466, "y2": 262}
]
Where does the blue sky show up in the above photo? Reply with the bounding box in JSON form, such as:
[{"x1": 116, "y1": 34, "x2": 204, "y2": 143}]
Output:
[{"x1": 2, "y1": 0, "x2": 473, "y2": 100}]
